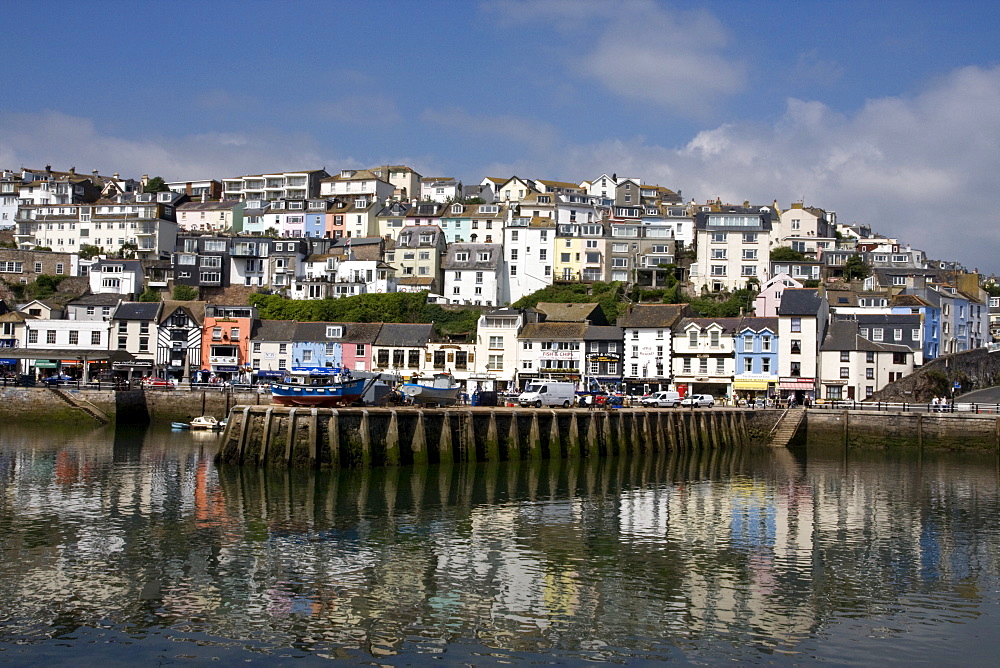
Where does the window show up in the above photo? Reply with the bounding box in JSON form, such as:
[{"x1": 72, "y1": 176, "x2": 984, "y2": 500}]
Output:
[
  {"x1": 710, "y1": 330, "x2": 720, "y2": 348},
  {"x1": 682, "y1": 358, "x2": 692, "y2": 374},
  {"x1": 790, "y1": 361, "x2": 801, "y2": 377},
  {"x1": 790, "y1": 339, "x2": 801, "y2": 354},
  {"x1": 33, "y1": 262, "x2": 42, "y2": 273},
  {"x1": 840, "y1": 351, "x2": 850, "y2": 362},
  {"x1": 840, "y1": 367, "x2": 850, "y2": 378},
  {"x1": 28, "y1": 330, "x2": 38, "y2": 344},
  {"x1": 689, "y1": 330, "x2": 698, "y2": 347},
  {"x1": 326, "y1": 325, "x2": 343, "y2": 338},
  {"x1": 716, "y1": 358, "x2": 725, "y2": 374},
  {"x1": 872, "y1": 328, "x2": 884, "y2": 341},
  {"x1": 894, "y1": 328, "x2": 902, "y2": 341},
  {"x1": 744, "y1": 357, "x2": 753, "y2": 373},
  {"x1": 711, "y1": 248, "x2": 727, "y2": 259},
  {"x1": 866, "y1": 367, "x2": 875, "y2": 379},
  {"x1": 91, "y1": 331, "x2": 101, "y2": 345},
  {"x1": 866, "y1": 386, "x2": 874, "y2": 398},
  {"x1": 791, "y1": 318, "x2": 801, "y2": 333},
  {"x1": 711, "y1": 232, "x2": 727, "y2": 243},
  {"x1": 892, "y1": 352, "x2": 907, "y2": 365},
  {"x1": 699, "y1": 358, "x2": 708, "y2": 374},
  {"x1": 710, "y1": 265, "x2": 727, "y2": 276},
  {"x1": 487, "y1": 354, "x2": 503, "y2": 371},
  {"x1": 761, "y1": 336, "x2": 772, "y2": 352},
  {"x1": 68, "y1": 330, "x2": 78, "y2": 345},
  {"x1": 742, "y1": 249, "x2": 757, "y2": 260},
  {"x1": 46, "y1": 330, "x2": 57, "y2": 344},
  {"x1": 761, "y1": 357, "x2": 771, "y2": 373},
  {"x1": 489, "y1": 336, "x2": 503, "y2": 349}
]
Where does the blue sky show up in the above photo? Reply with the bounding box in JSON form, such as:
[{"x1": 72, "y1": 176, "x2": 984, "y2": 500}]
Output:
[{"x1": 4, "y1": 0, "x2": 1000, "y2": 271}]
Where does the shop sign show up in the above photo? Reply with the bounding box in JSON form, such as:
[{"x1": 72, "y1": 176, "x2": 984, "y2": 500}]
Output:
[
  {"x1": 214, "y1": 365, "x2": 239, "y2": 372},
  {"x1": 0, "y1": 359, "x2": 16, "y2": 365},
  {"x1": 34, "y1": 360, "x2": 58, "y2": 368},
  {"x1": 539, "y1": 350, "x2": 576, "y2": 360},
  {"x1": 586, "y1": 355, "x2": 620, "y2": 362},
  {"x1": 113, "y1": 360, "x2": 154, "y2": 368}
]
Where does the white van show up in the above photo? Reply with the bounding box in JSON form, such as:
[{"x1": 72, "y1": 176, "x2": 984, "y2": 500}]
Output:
[
  {"x1": 639, "y1": 390, "x2": 681, "y2": 408},
  {"x1": 518, "y1": 381, "x2": 577, "y2": 408}
]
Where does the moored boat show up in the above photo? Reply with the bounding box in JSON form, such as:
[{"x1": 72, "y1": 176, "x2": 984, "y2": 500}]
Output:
[
  {"x1": 400, "y1": 372, "x2": 461, "y2": 406},
  {"x1": 171, "y1": 421, "x2": 191, "y2": 430},
  {"x1": 190, "y1": 415, "x2": 224, "y2": 430},
  {"x1": 271, "y1": 367, "x2": 366, "y2": 407}
]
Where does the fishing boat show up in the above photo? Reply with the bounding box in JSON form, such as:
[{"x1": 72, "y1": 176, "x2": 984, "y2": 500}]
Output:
[
  {"x1": 400, "y1": 372, "x2": 461, "y2": 406},
  {"x1": 270, "y1": 366, "x2": 367, "y2": 407}
]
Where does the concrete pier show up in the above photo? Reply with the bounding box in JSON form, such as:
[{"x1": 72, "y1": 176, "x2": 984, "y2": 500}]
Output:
[{"x1": 216, "y1": 406, "x2": 768, "y2": 469}]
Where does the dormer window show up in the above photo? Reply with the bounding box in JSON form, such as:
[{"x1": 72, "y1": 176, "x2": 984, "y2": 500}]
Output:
[
  {"x1": 326, "y1": 325, "x2": 343, "y2": 338},
  {"x1": 451, "y1": 204, "x2": 463, "y2": 214},
  {"x1": 455, "y1": 252, "x2": 469, "y2": 262}
]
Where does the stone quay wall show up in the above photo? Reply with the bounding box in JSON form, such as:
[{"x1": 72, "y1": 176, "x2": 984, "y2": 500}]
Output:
[
  {"x1": 216, "y1": 406, "x2": 775, "y2": 469},
  {"x1": 0, "y1": 387, "x2": 269, "y2": 425},
  {"x1": 0, "y1": 387, "x2": 118, "y2": 424},
  {"x1": 804, "y1": 409, "x2": 1000, "y2": 450}
]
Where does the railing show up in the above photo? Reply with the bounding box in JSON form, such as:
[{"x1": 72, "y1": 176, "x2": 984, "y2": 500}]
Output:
[{"x1": 810, "y1": 400, "x2": 1000, "y2": 414}]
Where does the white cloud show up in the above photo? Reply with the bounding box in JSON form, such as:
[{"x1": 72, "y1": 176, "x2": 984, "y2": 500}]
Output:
[
  {"x1": 485, "y1": 0, "x2": 745, "y2": 117},
  {"x1": 0, "y1": 110, "x2": 328, "y2": 180},
  {"x1": 421, "y1": 107, "x2": 559, "y2": 151},
  {"x1": 547, "y1": 65, "x2": 1000, "y2": 271}
]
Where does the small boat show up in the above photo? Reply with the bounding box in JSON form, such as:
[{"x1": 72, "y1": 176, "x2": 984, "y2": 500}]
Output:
[
  {"x1": 400, "y1": 372, "x2": 461, "y2": 406},
  {"x1": 190, "y1": 415, "x2": 224, "y2": 430},
  {"x1": 271, "y1": 367, "x2": 367, "y2": 407},
  {"x1": 171, "y1": 421, "x2": 191, "y2": 430}
]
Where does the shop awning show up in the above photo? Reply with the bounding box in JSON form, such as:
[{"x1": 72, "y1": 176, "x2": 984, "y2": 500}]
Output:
[
  {"x1": 734, "y1": 380, "x2": 771, "y2": 390},
  {"x1": 779, "y1": 381, "x2": 814, "y2": 390}
]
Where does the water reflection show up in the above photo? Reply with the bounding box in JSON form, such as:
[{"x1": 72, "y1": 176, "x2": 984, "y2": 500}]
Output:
[{"x1": 0, "y1": 425, "x2": 998, "y2": 663}]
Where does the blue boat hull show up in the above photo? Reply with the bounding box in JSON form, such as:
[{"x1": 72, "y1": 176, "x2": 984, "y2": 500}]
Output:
[{"x1": 271, "y1": 378, "x2": 366, "y2": 407}]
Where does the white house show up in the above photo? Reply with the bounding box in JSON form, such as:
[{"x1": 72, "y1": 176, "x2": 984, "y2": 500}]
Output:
[
  {"x1": 616, "y1": 303, "x2": 690, "y2": 395},
  {"x1": 441, "y1": 243, "x2": 505, "y2": 307},
  {"x1": 503, "y1": 216, "x2": 556, "y2": 304}
]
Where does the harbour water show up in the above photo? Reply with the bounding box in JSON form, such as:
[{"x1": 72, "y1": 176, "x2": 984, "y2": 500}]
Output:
[{"x1": 1, "y1": 423, "x2": 999, "y2": 664}]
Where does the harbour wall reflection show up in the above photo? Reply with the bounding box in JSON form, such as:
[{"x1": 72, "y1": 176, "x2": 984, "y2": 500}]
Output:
[{"x1": 0, "y1": 424, "x2": 998, "y2": 661}]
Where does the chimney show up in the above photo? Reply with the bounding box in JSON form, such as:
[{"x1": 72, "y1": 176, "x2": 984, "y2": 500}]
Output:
[
  {"x1": 113, "y1": 172, "x2": 119, "y2": 180},
  {"x1": 69, "y1": 167, "x2": 75, "y2": 174},
  {"x1": 92, "y1": 169, "x2": 99, "y2": 177}
]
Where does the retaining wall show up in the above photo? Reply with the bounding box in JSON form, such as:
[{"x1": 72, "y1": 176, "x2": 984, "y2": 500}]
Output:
[
  {"x1": 216, "y1": 406, "x2": 769, "y2": 469},
  {"x1": 804, "y1": 410, "x2": 1000, "y2": 450},
  {"x1": 0, "y1": 387, "x2": 117, "y2": 424}
]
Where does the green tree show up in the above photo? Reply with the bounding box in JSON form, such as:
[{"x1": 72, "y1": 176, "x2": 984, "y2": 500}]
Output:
[
  {"x1": 78, "y1": 244, "x2": 102, "y2": 259},
  {"x1": 172, "y1": 284, "x2": 199, "y2": 301},
  {"x1": 770, "y1": 246, "x2": 807, "y2": 261},
  {"x1": 843, "y1": 254, "x2": 871, "y2": 281},
  {"x1": 25, "y1": 274, "x2": 67, "y2": 300},
  {"x1": 143, "y1": 176, "x2": 169, "y2": 193},
  {"x1": 138, "y1": 287, "x2": 161, "y2": 302}
]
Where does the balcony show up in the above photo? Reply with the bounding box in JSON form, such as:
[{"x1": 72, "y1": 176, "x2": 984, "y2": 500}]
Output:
[{"x1": 209, "y1": 355, "x2": 238, "y2": 365}]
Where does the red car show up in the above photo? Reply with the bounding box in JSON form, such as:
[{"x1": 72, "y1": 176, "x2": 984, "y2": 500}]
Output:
[{"x1": 140, "y1": 377, "x2": 171, "y2": 387}]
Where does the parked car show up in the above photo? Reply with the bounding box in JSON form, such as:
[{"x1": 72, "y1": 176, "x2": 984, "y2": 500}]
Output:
[
  {"x1": 140, "y1": 376, "x2": 171, "y2": 387},
  {"x1": 42, "y1": 374, "x2": 74, "y2": 386},
  {"x1": 680, "y1": 394, "x2": 715, "y2": 408},
  {"x1": 640, "y1": 390, "x2": 682, "y2": 408}
]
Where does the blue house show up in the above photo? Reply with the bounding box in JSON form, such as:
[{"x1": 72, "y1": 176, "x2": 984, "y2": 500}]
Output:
[
  {"x1": 891, "y1": 294, "x2": 940, "y2": 361},
  {"x1": 733, "y1": 317, "x2": 779, "y2": 402}
]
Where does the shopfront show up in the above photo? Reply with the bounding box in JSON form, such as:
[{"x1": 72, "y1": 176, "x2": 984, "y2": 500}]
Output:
[
  {"x1": 778, "y1": 377, "x2": 815, "y2": 405},
  {"x1": 733, "y1": 377, "x2": 774, "y2": 403}
]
